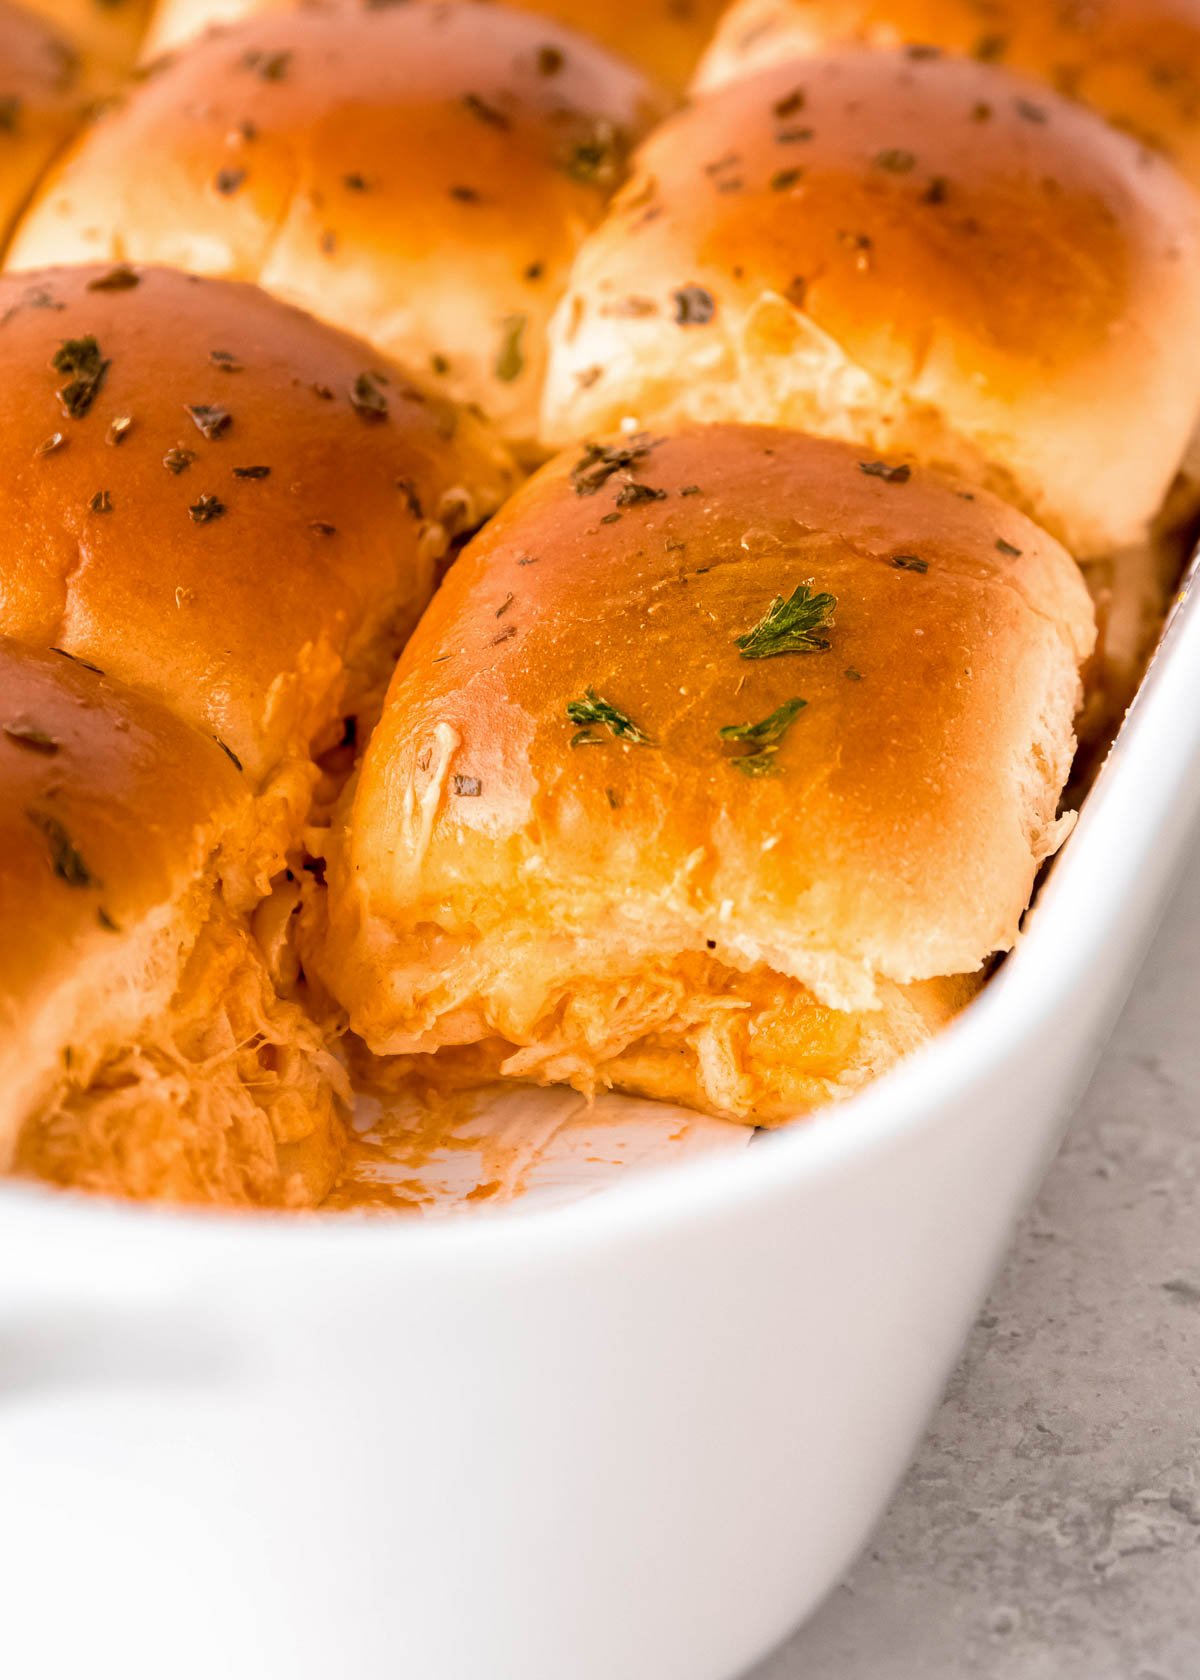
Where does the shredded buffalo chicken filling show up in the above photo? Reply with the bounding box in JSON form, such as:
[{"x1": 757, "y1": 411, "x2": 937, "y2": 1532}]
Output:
[{"x1": 17, "y1": 902, "x2": 348, "y2": 1208}]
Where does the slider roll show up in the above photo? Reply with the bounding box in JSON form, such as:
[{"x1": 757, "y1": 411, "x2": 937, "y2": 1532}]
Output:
[
  {"x1": 695, "y1": 0, "x2": 1200, "y2": 188},
  {"x1": 0, "y1": 0, "x2": 89, "y2": 242},
  {"x1": 1, "y1": 640, "x2": 346, "y2": 1207},
  {"x1": 0, "y1": 263, "x2": 514, "y2": 897},
  {"x1": 0, "y1": 262, "x2": 514, "y2": 1206},
  {"x1": 141, "y1": 0, "x2": 728, "y2": 95},
  {"x1": 7, "y1": 0, "x2": 669, "y2": 449},
  {"x1": 542, "y1": 49, "x2": 1200, "y2": 560},
  {"x1": 315, "y1": 426, "x2": 1094, "y2": 1123}
]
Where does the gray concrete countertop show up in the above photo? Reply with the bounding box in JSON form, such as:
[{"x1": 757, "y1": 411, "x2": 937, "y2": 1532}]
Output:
[{"x1": 750, "y1": 848, "x2": 1200, "y2": 1680}]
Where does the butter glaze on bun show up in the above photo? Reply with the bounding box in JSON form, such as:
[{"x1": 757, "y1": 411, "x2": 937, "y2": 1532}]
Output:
[
  {"x1": 0, "y1": 639, "x2": 347, "y2": 1207},
  {"x1": 0, "y1": 1, "x2": 89, "y2": 240},
  {"x1": 695, "y1": 0, "x2": 1200, "y2": 188},
  {"x1": 7, "y1": 0, "x2": 668, "y2": 448},
  {"x1": 141, "y1": 0, "x2": 727, "y2": 94},
  {"x1": 541, "y1": 50, "x2": 1200, "y2": 557},
  {"x1": 0, "y1": 264, "x2": 514, "y2": 895},
  {"x1": 314, "y1": 426, "x2": 1094, "y2": 1123}
]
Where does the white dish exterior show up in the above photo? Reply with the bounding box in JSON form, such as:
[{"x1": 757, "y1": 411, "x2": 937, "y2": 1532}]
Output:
[{"x1": 2, "y1": 564, "x2": 1200, "y2": 1680}]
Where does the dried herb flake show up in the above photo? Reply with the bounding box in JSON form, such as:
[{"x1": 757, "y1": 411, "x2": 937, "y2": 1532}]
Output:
[
  {"x1": 185, "y1": 402, "x2": 232, "y2": 439},
  {"x1": 736, "y1": 584, "x2": 836, "y2": 659},
  {"x1": 495, "y1": 315, "x2": 526, "y2": 383},
  {"x1": 214, "y1": 736, "x2": 242, "y2": 771},
  {"x1": 51, "y1": 647, "x2": 102, "y2": 674},
  {"x1": 241, "y1": 48, "x2": 291, "y2": 80},
  {"x1": 52, "y1": 336, "x2": 109, "y2": 419},
  {"x1": 874, "y1": 148, "x2": 917, "y2": 173},
  {"x1": 773, "y1": 88, "x2": 806, "y2": 119},
  {"x1": 719, "y1": 696, "x2": 806, "y2": 776},
  {"x1": 858, "y1": 459, "x2": 911, "y2": 484},
  {"x1": 615, "y1": 479, "x2": 666, "y2": 507},
  {"x1": 463, "y1": 91, "x2": 509, "y2": 130},
  {"x1": 28, "y1": 810, "x2": 97, "y2": 887},
  {"x1": 86, "y1": 265, "x2": 139, "y2": 292},
  {"x1": 562, "y1": 120, "x2": 624, "y2": 187},
  {"x1": 673, "y1": 285, "x2": 715, "y2": 326},
  {"x1": 566, "y1": 688, "x2": 653, "y2": 747},
  {"x1": 570, "y1": 436, "x2": 654, "y2": 496},
  {"x1": 350, "y1": 371, "x2": 388, "y2": 419}
]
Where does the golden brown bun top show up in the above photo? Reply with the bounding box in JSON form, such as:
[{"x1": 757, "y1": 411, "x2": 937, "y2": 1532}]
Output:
[
  {"x1": 0, "y1": 264, "x2": 515, "y2": 785},
  {"x1": 696, "y1": 0, "x2": 1200, "y2": 188},
  {"x1": 336, "y1": 426, "x2": 1093, "y2": 1019},
  {"x1": 540, "y1": 50, "x2": 1200, "y2": 556},
  {"x1": 19, "y1": 0, "x2": 152, "y2": 79},
  {"x1": 0, "y1": 0, "x2": 88, "y2": 240},
  {"x1": 0, "y1": 636, "x2": 246, "y2": 1051},
  {"x1": 143, "y1": 0, "x2": 727, "y2": 92},
  {"x1": 8, "y1": 0, "x2": 668, "y2": 448}
]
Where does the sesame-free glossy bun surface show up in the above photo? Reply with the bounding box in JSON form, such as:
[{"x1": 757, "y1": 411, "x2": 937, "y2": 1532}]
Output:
[
  {"x1": 695, "y1": 0, "x2": 1200, "y2": 188},
  {"x1": 316, "y1": 427, "x2": 1093, "y2": 1120},
  {"x1": 542, "y1": 50, "x2": 1200, "y2": 557},
  {"x1": 142, "y1": 0, "x2": 727, "y2": 93},
  {"x1": 0, "y1": 264, "x2": 515, "y2": 790},
  {"x1": 8, "y1": 0, "x2": 668, "y2": 448}
]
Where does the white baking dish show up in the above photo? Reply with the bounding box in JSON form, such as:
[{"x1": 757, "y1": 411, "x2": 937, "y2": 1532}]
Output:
[{"x1": 2, "y1": 554, "x2": 1199, "y2": 1680}]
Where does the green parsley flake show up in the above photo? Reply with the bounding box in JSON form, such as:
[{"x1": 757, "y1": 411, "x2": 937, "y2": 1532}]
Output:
[
  {"x1": 566, "y1": 688, "x2": 653, "y2": 747},
  {"x1": 736, "y1": 584, "x2": 836, "y2": 658},
  {"x1": 719, "y1": 697, "x2": 807, "y2": 776},
  {"x1": 495, "y1": 315, "x2": 526, "y2": 383}
]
